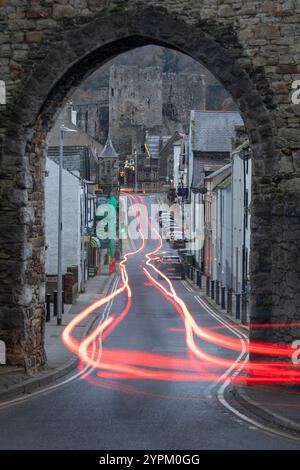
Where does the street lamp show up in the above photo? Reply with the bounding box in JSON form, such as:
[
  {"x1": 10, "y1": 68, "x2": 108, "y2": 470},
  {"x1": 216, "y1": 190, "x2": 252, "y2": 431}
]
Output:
[
  {"x1": 57, "y1": 124, "x2": 77, "y2": 326},
  {"x1": 238, "y1": 144, "x2": 251, "y2": 294}
]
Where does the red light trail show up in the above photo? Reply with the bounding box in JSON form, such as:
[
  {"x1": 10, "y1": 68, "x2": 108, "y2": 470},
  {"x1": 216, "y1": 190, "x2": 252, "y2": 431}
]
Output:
[{"x1": 62, "y1": 193, "x2": 300, "y2": 392}]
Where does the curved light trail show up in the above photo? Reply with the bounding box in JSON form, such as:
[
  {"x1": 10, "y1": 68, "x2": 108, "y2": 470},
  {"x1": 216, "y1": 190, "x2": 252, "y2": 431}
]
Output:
[{"x1": 62, "y1": 193, "x2": 300, "y2": 391}]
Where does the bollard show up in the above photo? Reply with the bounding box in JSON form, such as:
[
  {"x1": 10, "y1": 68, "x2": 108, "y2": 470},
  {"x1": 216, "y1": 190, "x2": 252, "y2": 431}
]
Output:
[
  {"x1": 53, "y1": 290, "x2": 58, "y2": 317},
  {"x1": 46, "y1": 294, "x2": 51, "y2": 322},
  {"x1": 62, "y1": 290, "x2": 64, "y2": 314},
  {"x1": 221, "y1": 287, "x2": 226, "y2": 310},
  {"x1": 206, "y1": 277, "x2": 210, "y2": 297},
  {"x1": 196, "y1": 270, "x2": 202, "y2": 289},
  {"x1": 236, "y1": 293, "x2": 241, "y2": 320},
  {"x1": 227, "y1": 288, "x2": 233, "y2": 315},
  {"x1": 211, "y1": 280, "x2": 215, "y2": 300},
  {"x1": 191, "y1": 267, "x2": 195, "y2": 283},
  {"x1": 241, "y1": 291, "x2": 248, "y2": 324},
  {"x1": 215, "y1": 281, "x2": 220, "y2": 305}
]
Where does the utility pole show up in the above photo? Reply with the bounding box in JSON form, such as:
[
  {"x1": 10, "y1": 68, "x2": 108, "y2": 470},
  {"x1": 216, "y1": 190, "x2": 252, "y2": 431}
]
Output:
[{"x1": 57, "y1": 125, "x2": 77, "y2": 326}]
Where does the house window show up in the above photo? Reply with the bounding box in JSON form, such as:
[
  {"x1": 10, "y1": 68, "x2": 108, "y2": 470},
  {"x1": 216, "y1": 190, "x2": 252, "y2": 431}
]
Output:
[
  {"x1": 245, "y1": 190, "x2": 249, "y2": 229},
  {"x1": 111, "y1": 88, "x2": 114, "y2": 97}
]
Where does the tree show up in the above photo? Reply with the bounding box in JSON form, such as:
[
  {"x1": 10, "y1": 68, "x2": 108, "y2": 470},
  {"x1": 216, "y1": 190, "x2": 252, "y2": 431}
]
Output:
[{"x1": 161, "y1": 48, "x2": 179, "y2": 74}]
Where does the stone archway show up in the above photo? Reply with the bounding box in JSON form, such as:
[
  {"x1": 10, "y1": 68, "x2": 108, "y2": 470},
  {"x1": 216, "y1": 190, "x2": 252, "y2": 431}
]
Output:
[{"x1": 0, "y1": 4, "x2": 299, "y2": 369}]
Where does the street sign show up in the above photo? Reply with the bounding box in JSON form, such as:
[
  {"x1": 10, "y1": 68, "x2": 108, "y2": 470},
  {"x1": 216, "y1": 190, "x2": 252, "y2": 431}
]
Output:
[{"x1": 96, "y1": 195, "x2": 108, "y2": 207}]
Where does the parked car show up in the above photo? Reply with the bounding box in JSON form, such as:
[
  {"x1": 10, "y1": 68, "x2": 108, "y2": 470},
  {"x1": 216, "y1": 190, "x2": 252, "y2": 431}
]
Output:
[
  {"x1": 159, "y1": 211, "x2": 174, "y2": 227},
  {"x1": 158, "y1": 210, "x2": 171, "y2": 226},
  {"x1": 169, "y1": 231, "x2": 185, "y2": 248},
  {"x1": 163, "y1": 224, "x2": 181, "y2": 240},
  {"x1": 162, "y1": 219, "x2": 177, "y2": 228},
  {"x1": 154, "y1": 252, "x2": 185, "y2": 279}
]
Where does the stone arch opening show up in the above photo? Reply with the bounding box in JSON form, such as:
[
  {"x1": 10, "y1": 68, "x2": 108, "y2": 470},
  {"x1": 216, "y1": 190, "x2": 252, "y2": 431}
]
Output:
[{"x1": 1, "y1": 7, "x2": 279, "y2": 369}]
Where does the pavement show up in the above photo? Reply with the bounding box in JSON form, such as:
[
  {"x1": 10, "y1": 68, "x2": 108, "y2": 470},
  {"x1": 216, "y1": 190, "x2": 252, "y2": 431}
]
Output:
[
  {"x1": 184, "y1": 272, "x2": 300, "y2": 438},
  {"x1": 0, "y1": 272, "x2": 116, "y2": 401}
]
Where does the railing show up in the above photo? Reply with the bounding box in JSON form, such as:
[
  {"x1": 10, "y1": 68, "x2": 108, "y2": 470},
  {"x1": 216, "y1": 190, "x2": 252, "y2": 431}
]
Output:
[{"x1": 184, "y1": 261, "x2": 249, "y2": 324}]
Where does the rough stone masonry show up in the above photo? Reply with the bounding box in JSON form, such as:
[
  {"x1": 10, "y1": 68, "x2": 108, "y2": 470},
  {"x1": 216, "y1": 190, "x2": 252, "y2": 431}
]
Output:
[{"x1": 0, "y1": 0, "x2": 300, "y2": 369}]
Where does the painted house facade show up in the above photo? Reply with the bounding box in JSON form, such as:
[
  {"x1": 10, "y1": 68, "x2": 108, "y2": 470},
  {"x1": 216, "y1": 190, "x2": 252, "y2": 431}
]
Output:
[
  {"x1": 231, "y1": 141, "x2": 252, "y2": 294},
  {"x1": 188, "y1": 110, "x2": 243, "y2": 268},
  {"x1": 45, "y1": 158, "x2": 81, "y2": 282}
]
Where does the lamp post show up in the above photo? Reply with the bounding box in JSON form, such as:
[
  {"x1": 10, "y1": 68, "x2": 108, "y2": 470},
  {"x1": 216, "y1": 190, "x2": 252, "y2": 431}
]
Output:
[
  {"x1": 57, "y1": 124, "x2": 77, "y2": 326},
  {"x1": 238, "y1": 145, "x2": 251, "y2": 294},
  {"x1": 179, "y1": 177, "x2": 185, "y2": 242}
]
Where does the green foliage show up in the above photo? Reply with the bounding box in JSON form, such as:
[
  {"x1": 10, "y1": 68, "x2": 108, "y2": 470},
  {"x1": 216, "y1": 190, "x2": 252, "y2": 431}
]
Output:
[
  {"x1": 206, "y1": 81, "x2": 230, "y2": 110},
  {"x1": 98, "y1": 71, "x2": 109, "y2": 88},
  {"x1": 161, "y1": 49, "x2": 179, "y2": 74}
]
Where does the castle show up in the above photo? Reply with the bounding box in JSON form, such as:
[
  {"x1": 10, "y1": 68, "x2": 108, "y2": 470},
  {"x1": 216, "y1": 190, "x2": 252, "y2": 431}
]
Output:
[{"x1": 73, "y1": 65, "x2": 207, "y2": 159}]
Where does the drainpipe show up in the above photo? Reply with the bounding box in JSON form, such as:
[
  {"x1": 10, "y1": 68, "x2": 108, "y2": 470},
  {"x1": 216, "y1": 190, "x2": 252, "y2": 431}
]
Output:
[
  {"x1": 231, "y1": 156, "x2": 234, "y2": 291},
  {"x1": 242, "y1": 157, "x2": 246, "y2": 293}
]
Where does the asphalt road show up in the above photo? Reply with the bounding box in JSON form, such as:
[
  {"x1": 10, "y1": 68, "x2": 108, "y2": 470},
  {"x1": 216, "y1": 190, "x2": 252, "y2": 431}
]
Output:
[{"x1": 0, "y1": 195, "x2": 299, "y2": 450}]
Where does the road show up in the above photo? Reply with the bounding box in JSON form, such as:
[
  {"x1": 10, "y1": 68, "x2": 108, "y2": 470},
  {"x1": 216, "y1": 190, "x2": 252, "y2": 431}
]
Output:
[{"x1": 0, "y1": 195, "x2": 299, "y2": 450}]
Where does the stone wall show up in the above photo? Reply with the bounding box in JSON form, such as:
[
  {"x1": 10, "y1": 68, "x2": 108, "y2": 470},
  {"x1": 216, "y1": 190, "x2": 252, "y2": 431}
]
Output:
[
  {"x1": 109, "y1": 65, "x2": 163, "y2": 157},
  {"x1": 0, "y1": 0, "x2": 300, "y2": 368},
  {"x1": 75, "y1": 65, "x2": 206, "y2": 157},
  {"x1": 162, "y1": 72, "x2": 205, "y2": 134},
  {"x1": 74, "y1": 101, "x2": 109, "y2": 146}
]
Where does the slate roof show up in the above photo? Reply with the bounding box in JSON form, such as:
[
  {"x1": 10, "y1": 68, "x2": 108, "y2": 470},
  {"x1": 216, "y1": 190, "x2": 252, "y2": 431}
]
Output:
[
  {"x1": 159, "y1": 132, "x2": 185, "y2": 156},
  {"x1": 191, "y1": 111, "x2": 244, "y2": 153},
  {"x1": 145, "y1": 135, "x2": 160, "y2": 159},
  {"x1": 101, "y1": 135, "x2": 119, "y2": 158},
  {"x1": 47, "y1": 147, "x2": 82, "y2": 172},
  {"x1": 191, "y1": 157, "x2": 229, "y2": 189},
  {"x1": 47, "y1": 108, "x2": 103, "y2": 180},
  {"x1": 206, "y1": 163, "x2": 232, "y2": 191},
  {"x1": 47, "y1": 117, "x2": 103, "y2": 156},
  {"x1": 145, "y1": 134, "x2": 172, "y2": 160}
]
